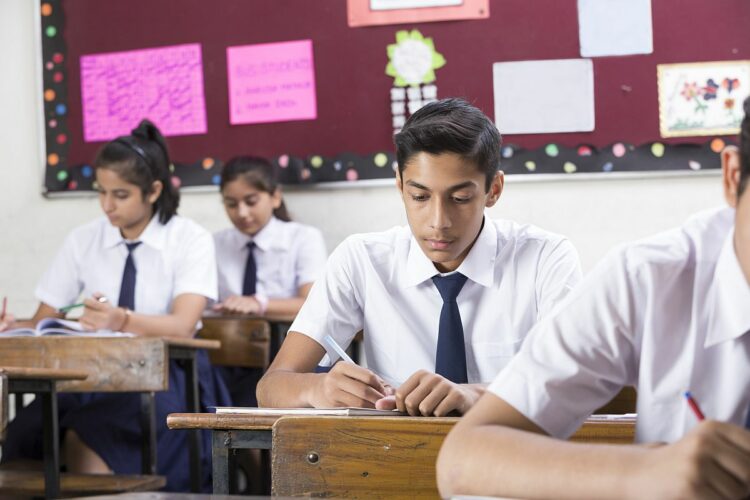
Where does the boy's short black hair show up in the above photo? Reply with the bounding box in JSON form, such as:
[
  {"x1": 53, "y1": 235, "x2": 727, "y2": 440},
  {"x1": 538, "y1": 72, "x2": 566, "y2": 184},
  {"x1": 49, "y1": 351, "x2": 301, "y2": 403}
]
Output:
[
  {"x1": 394, "y1": 98, "x2": 502, "y2": 191},
  {"x1": 740, "y1": 97, "x2": 750, "y2": 196}
]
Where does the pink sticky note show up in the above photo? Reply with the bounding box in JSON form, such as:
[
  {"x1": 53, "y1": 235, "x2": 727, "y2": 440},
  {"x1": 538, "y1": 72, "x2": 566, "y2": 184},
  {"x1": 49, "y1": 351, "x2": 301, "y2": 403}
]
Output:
[
  {"x1": 80, "y1": 43, "x2": 207, "y2": 142},
  {"x1": 227, "y1": 40, "x2": 317, "y2": 125}
]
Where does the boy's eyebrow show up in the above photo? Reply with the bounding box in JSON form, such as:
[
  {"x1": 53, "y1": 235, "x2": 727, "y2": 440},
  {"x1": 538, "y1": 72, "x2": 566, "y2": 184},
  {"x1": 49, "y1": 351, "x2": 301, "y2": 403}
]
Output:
[{"x1": 405, "y1": 180, "x2": 478, "y2": 192}]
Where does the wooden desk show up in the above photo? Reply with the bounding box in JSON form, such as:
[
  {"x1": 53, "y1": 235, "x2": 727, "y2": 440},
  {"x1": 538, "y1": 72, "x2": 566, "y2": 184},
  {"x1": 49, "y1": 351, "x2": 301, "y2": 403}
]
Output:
[
  {"x1": 0, "y1": 366, "x2": 88, "y2": 498},
  {"x1": 167, "y1": 412, "x2": 636, "y2": 495},
  {"x1": 0, "y1": 337, "x2": 168, "y2": 498}
]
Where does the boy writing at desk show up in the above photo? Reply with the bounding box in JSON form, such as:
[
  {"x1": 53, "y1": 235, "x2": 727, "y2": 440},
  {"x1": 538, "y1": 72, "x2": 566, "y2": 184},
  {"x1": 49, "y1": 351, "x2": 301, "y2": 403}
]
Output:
[
  {"x1": 257, "y1": 98, "x2": 582, "y2": 416},
  {"x1": 437, "y1": 99, "x2": 750, "y2": 499}
]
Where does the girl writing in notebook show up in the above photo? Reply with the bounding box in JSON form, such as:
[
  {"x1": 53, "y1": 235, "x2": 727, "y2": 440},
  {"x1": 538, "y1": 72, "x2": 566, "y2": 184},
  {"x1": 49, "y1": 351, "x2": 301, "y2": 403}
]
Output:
[
  {"x1": 0, "y1": 119, "x2": 229, "y2": 492},
  {"x1": 212, "y1": 155, "x2": 327, "y2": 406}
]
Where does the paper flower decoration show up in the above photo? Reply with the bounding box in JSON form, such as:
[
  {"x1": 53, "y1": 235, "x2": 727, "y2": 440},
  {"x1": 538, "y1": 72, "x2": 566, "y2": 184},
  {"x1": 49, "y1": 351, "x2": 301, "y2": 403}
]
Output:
[{"x1": 386, "y1": 30, "x2": 446, "y2": 87}]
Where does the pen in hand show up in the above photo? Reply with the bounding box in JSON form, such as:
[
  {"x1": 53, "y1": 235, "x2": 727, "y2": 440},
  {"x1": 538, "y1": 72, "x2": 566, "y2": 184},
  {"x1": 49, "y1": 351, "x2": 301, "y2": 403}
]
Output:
[
  {"x1": 59, "y1": 295, "x2": 108, "y2": 314},
  {"x1": 324, "y1": 334, "x2": 355, "y2": 364},
  {"x1": 684, "y1": 391, "x2": 705, "y2": 421}
]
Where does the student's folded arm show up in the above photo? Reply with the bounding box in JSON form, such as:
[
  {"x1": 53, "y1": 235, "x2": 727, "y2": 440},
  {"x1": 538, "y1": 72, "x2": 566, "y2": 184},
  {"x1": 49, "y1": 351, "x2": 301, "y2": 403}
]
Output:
[
  {"x1": 116, "y1": 293, "x2": 207, "y2": 338},
  {"x1": 256, "y1": 331, "x2": 327, "y2": 407},
  {"x1": 437, "y1": 392, "x2": 646, "y2": 500}
]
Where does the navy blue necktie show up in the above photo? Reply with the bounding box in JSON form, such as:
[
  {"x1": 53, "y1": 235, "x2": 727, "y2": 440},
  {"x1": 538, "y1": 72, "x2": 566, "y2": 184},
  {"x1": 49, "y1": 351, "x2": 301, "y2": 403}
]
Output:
[
  {"x1": 242, "y1": 241, "x2": 257, "y2": 296},
  {"x1": 432, "y1": 273, "x2": 469, "y2": 384},
  {"x1": 118, "y1": 242, "x2": 142, "y2": 310}
]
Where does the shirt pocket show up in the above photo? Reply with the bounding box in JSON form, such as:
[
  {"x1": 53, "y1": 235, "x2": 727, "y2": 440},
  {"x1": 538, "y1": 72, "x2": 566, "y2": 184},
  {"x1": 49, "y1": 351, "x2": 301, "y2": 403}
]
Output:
[{"x1": 469, "y1": 339, "x2": 525, "y2": 384}]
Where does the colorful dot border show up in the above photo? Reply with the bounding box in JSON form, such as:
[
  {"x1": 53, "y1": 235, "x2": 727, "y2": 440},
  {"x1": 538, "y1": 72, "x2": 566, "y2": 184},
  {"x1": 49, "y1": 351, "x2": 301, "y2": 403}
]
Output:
[{"x1": 38, "y1": 0, "x2": 731, "y2": 194}]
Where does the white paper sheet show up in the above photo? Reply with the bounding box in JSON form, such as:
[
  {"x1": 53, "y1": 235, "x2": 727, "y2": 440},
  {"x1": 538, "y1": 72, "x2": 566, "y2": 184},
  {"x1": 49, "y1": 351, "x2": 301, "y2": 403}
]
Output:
[
  {"x1": 370, "y1": 0, "x2": 462, "y2": 11},
  {"x1": 578, "y1": 0, "x2": 653, "y2": 57},
  {"x1": 492, "y1": 59, "x2": 595, "y2": 134}
]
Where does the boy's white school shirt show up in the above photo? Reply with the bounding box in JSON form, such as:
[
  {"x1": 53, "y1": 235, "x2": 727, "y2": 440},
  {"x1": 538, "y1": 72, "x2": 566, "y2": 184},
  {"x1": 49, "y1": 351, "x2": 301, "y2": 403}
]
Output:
[
  {"x1": 489, "y1": 207, "x2": 750, "y2": 443},
  {"x1": 35, "y1": 214, "x2": 218, "y2": 316},
  {"x1": 290, "y1": 217, "x2": 582, "y2": 386},
  {"x1": 213, "y1": 217, "x2": 327, "y2": 301}
]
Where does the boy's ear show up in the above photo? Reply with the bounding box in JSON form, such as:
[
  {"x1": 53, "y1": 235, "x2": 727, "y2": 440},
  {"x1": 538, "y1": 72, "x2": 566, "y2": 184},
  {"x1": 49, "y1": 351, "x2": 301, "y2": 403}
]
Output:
[
  {"x1": 722, "y1": 146, "x2": 741, "y2": 208},
  {"x1": 485, "y1": 171, "x2": 504, "y2": 208},
  {"x1": 148, "y1": 180, "x2": 163, "y2": 204}
]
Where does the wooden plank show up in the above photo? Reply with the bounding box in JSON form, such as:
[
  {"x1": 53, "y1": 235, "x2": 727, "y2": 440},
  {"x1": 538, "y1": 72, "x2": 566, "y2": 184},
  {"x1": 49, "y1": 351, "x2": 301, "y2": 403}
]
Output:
[
  {"x1": 0, "y1": 366, "x2": 88, "y2": 381},
  {"x1": 198, "y1": 318, "x2": 271, "y2": 368},
  {"x1": 0, "y1": 470, "x2": 165, "y2": 496},
  {"x1": 163, "y1": 336, "x2": 221, "y2": 351},
  {"x1": 68, "y1": 493, "x2": 249, "y2": 499},
  {"x1": 0, "y1": 373, "x2": 7, "y2": 443},
  {"x1": 594, "y1": 386, "x2": 637, "y2": 414},
  {"x1": 570, "y1": 418, "x2": 637, "y2": 444},
  {"x1": 0, "y1": 338, "x2": 168, "y2": 392},
  {"x1": 271, "y1": 415, "x2": 636, "y2": 498},
  {"x1": 272, "y1": 416, "x2": 456, "y2": 498},
  {"x1": 167, "y1": 412, "x2": 280, "y2": 431}
]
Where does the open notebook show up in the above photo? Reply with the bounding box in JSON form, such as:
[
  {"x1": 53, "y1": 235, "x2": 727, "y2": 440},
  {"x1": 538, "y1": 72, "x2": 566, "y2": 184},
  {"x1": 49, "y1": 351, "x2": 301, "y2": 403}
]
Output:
[
  {"x1": 0, "y1": 317, "x2": 133, "y2": 337},
  {"x1": 214, "y1": 407, "x2": 405, "y2": 416}
]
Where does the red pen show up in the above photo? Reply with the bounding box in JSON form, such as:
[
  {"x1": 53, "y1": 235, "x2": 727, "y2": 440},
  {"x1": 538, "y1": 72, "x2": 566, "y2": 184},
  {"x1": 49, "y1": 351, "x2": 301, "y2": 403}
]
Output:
[{"x1": 684, "y1": 391, "x2": 705, "y2": 421}]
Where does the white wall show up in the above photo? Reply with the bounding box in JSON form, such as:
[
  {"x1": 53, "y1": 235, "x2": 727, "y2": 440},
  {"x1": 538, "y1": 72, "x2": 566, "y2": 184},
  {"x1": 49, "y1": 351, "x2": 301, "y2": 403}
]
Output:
[{"x1": 0, "y1": 0, "x2": 725, "y2": 317}]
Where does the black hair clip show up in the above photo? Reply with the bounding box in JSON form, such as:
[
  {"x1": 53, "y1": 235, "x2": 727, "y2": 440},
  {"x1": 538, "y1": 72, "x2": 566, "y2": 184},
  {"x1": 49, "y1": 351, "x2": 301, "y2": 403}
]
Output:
[{"x1": 114, "y1": 138, "x2": 156, "y2": 172}]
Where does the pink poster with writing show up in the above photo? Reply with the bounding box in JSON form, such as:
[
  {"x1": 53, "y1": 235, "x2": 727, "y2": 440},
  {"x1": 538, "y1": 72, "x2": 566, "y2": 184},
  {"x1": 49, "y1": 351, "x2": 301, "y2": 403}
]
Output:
[
  {"x1": 80, "y1": 43, "x2": 207, "y2": 142},
  {"x1": 227, "y1": 39, "x2": 317, "y2": 125}
]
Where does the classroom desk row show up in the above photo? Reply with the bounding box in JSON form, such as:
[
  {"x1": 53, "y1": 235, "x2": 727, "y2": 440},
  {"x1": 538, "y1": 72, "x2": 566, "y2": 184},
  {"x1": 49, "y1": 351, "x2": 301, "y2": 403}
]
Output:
[
  {"x1": 0, "y1": 335, "x2": 220, "y2": 498},
  {"x1": 167, "y1": 412, "x2": 637, "y2": 498}
]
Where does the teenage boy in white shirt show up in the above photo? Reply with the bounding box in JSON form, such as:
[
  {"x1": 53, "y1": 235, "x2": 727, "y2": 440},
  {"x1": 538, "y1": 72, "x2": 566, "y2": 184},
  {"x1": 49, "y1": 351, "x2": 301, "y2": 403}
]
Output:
[
  {"x1": 257, "y1": 98, "x2": 582, "y2": 416},
  {"x1": 437, "y1": 99, "x2": 750, "y2": 499}
]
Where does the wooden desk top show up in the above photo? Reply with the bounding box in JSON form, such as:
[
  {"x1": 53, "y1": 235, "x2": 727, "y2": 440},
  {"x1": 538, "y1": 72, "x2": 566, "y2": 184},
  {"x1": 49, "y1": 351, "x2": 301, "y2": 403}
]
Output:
[
  {"x1": 163, "y1": 336, "x2": 220, "y2": 351},
  {"x1": 0, "y1": 366, "x2": 88, "y2": 381},
  {"x1": 202, "y1": 312, "x2": 297, "y2": 324},
  {"x1": 167, "y1": 413, "x2": 282, "y2": 431},
  {"x1": 0, "y1": 337, "x2": 168, "y2": 392},
  {"x1": 167, "y1": 412, "x2": 635, "y2": 443}
]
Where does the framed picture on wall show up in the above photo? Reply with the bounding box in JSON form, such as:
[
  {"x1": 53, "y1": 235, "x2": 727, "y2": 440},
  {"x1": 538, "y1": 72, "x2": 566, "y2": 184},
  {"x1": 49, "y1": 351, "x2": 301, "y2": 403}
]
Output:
[{"x1": 658, "y1": 60, "x2": 750, "y2": 138}]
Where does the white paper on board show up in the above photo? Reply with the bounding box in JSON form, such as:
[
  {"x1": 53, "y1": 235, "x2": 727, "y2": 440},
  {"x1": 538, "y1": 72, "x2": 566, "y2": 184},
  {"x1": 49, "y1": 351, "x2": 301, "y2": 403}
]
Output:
[
  {"x1": 370, "y1": 0, "x2": 462, "y2": 10},
  {"x1": 578, "y1": 0, "x2": 653, "y2": 57},
  {"x1": 492, "y1": 58, "x2": 595, "y2": 135}
]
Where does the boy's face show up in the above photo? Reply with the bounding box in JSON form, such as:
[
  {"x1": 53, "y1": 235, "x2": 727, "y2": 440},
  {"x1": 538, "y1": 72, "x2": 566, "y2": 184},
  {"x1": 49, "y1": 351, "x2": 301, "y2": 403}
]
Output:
[
  {"x1": 736, "y1": 189, "x2": 750, "y2": 285},
  {"x1": 722, "y1": 147, "x2": 750, "y2": 285},
  {"x1": 397, "y1": 152, "x2": 502, "y2": 273}
]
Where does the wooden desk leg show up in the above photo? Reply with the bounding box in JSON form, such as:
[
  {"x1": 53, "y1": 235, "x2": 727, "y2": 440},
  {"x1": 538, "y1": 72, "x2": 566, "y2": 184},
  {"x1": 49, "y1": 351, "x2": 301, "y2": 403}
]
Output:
[
  {"x1": 140, "y1": 392, "x2": 157, "y2": 475},
  {"x1": 183, "y1": 355, "x2": 202, "y2": 493},
  {"x1": 212, "y1": 431, "x2": 231, "y2": 494},
  {"x1": 41, "y1": 386, "x2": 60, "y2": 500}
]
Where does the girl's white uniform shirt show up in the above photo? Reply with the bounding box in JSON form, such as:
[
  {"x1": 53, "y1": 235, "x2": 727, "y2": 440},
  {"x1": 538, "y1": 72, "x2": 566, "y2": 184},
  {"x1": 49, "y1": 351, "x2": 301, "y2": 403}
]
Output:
[
  {"x1": 489, "y1": 207, "x2": 750, "y2": 443},
  {"x1": 35, "y1": 215, "x2": 217, "y2": 316},
  {"x1": 290, "y1": 218, "x2": 582, "y2": 386},
  {"x1": 213, "y1": 217, "x2": 327, "y2": 301}
]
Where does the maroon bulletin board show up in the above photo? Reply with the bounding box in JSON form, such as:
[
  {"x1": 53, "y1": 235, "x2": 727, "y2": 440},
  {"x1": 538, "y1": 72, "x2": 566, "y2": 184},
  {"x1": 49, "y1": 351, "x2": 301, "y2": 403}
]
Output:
[{"x1": 40, "y1": 0, "x2": 750, "y2": 193}]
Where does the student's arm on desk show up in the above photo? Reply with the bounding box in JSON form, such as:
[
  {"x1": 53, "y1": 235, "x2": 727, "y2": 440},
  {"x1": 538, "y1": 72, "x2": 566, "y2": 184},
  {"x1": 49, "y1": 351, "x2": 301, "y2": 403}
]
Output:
[
  {"x1": 79, "y1": 293, "x2": 207, "y2": 338},
  {"x1": 437, "y1": 392, "x2": 750, "y2": 500},
  {"x1": 0, "y1": 302, "x2": 63, "y2": 331},
  {"x1": 257, "y1": 331, "x2": 390, "y2": 408},
  {"x1": 215, "y1": 283, "x2": 312, "y2": 316},
  {"x1": 375, "y1": 370, "x2": 486, "y2": 417}
]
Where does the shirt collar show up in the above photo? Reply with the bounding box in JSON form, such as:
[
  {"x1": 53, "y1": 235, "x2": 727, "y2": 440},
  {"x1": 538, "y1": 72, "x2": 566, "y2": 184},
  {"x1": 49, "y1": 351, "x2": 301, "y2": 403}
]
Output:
[
  {"x1": 705, "y1": 227, "x2": 750, "y2": 347},
  {"x1": 233, "y1": 216, "x2": 286, "y2": 252},
  {"x1": 102, "y1": 213, "x2": 166, "y2": 250},
  {"x1": 401, "y1": 216, "x2": 497, "y2": 288}
]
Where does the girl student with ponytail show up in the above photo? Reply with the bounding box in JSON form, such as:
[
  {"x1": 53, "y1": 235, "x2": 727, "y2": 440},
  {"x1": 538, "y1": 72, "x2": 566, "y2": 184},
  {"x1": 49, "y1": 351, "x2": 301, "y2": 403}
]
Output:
[
  {"x1": 0, "y1": 119, "x2": 229, "y2": 492},
  {"x1": 213, "y1": 156, "x2": 327, "y2": 406}
]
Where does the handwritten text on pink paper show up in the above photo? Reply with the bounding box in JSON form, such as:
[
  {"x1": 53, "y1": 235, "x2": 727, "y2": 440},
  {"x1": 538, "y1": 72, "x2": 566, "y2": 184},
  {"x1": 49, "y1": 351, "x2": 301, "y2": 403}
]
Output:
[
  {"x1": 81, "y1": 43, "x2": 207, "y2": 142},
  {"x1": 227, "y1": 40, "x2": 317, "y2": 125}
]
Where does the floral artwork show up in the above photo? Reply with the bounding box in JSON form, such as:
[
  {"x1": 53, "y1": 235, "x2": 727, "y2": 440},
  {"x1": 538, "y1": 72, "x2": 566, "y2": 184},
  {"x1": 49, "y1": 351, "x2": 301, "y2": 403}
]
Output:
[{"x1": 658, "y1": 61, "x2": 750, "y2": 137}]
